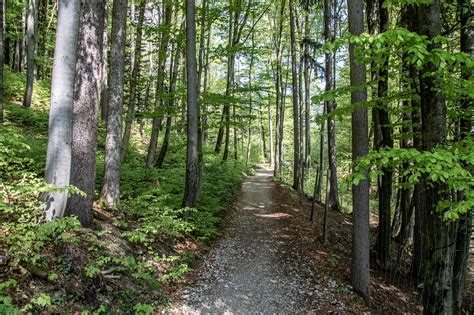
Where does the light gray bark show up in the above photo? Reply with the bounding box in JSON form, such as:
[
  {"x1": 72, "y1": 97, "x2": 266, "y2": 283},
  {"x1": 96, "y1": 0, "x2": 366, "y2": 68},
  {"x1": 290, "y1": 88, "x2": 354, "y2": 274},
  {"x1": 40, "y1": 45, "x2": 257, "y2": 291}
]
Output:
[
  {"x1": 41, "y1": 0, "x2": 81, "y2": 222},
  {"x1": 100, "y1": 0, "x2": 127, "y2": 209}
]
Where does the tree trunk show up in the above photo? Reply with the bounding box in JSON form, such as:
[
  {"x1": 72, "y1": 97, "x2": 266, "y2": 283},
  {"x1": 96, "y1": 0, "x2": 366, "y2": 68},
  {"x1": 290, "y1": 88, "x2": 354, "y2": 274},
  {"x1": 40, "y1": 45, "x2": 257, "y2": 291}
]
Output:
[
  {"x1": 303, "y1": 7, "x2": 310, "y2": 169},
  {"x1": 121, "y1": 0, "x2": 146, "y2": 162},
  {"x1": 146, "y1": 1, "x2": 172, "y2": 167},
  {"x1": 182, "y1": 0, "x2": 199, "y2": 207},
  {"x1": 315, "y1": 104, "x2": 326, "y2": 202},
  {"x1": 23, "y1": 0, "x2": 37, "y2": 108},
  {"x1": 418, "y1": 2, "x2": 457, "y2": 313},
  {"x1": 41, "y1": 0, "x2": 81, "y2": 222},
  {"x1": 374, "y1": 0, "x2": 393, "y2": 268},
  {"x1": 348, "y1": 0, "x2": 371, "y2": 305},
  {"x1": 273, "y1": 0, "x2": 285, "y2": 176},
  {"x1": 66, "y1": 0, "x2": 106, "y2": 227},
  {"x1": 156, "y1": 28, "x2": 183, "y2": 169},
  {"x1": 325, "y1": 0, "x2": 340, "y2": 211},
  {"x1": 100, "y1": 0, "x2": 108, "y2": 122},
  {"x1": 268, "y1": 97, "x2": 274, "y2": 166},
  {"x1": 100, "y1": 0, "x2": 127, "y2": 210},
  {"x1": 289, "y1": 0, "x2": 301, "y2": 192},
  {"x1": 452, "y1": 0, "x2": 472, "y2": 310}
]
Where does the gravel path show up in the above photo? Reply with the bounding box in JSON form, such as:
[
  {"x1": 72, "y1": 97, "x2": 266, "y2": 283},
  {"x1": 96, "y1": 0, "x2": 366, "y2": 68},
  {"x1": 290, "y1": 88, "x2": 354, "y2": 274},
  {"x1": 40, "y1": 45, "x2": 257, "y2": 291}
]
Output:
[{"x1": 170, "y1": 167, "x2": 348, "y2": 314}]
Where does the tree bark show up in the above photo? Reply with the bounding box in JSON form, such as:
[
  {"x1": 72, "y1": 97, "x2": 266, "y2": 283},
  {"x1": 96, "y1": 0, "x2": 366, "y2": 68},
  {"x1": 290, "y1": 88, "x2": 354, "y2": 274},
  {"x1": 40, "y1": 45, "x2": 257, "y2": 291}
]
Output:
[
  {"x1": 289, "y1": 0, "x2": 301, "y2": 192},
  {"x1": 156, "y1": 27, "x2": 183, "y2": 169},
  {"x1": 325, "y1": 0, "x2": 340, "y2": 211},
  {"x1": 146, "y1": 1, "x2": 172, "y2": 167},
  {"x1": 348, "y1": 0, "x2": 371, "y2": 305},
  {"x1": 23, "y1": 0, "x2": 37, "y2": 108},
  {"x1": 374, "y1": 0, "x2": 393, "y2": 268},
  {"x1": 66, "y1": 0, "x2": 106, "y2": 227},
  {"x1": 41, "y1": 0, "x2": 81, "y2": 222},
  {"x1": 122, "y1": 0, "x2": 147, "y2": 162},
  {"x1": 418, "y1": 2, "x2": 457, "y2": 313},
  {"x1": 182, "y1": 0, "x2": 200, "y2": 207},
  {"x1": 100, "y1": 0, "x2": 127, "y2": 210},
  {"x1": 452, "y1": 0, "x2": 473, "y2": 310}
]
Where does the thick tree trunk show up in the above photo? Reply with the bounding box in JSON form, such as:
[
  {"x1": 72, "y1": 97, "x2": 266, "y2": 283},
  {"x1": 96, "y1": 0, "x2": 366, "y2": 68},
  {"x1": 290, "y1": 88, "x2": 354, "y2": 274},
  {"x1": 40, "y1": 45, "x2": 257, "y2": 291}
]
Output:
[
  {"x1": 66, "y1": 0, "x2": 106, "y2": 227},
  {"x1": 23, "y1": 0, "x2": 37, "y2": 108},
  {"x1": 100, "y1": 0, "x2": 127, "y2": 210},
  {"x1": 122, "y1": 0, "x2": 146, "y2": 162},
  {"x1": 452, "y1": 0, "x2": 473, "y2": 310},
  {"x1": 182, "y1": 0, "x2": 199, "y2": 207},
  {"x1": 418, "y1": 2, "x2": 457, "y2": 313},
  {"x1": 41, "y1": 0, "x2": 81, "y2": 222},
  {"x1": 348, "y1": 0, "x2": 371, "y2": 305},
  {"x1": 289, "y1": 0, "x2": 301, "y2": 191}
]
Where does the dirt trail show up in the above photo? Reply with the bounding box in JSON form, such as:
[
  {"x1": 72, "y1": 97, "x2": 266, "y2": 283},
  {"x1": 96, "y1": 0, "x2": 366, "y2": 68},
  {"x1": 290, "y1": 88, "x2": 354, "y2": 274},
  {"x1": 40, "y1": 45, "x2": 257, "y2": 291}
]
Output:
[{"x1": 170, "y1": 167, "x2": 350, "y2": 313}]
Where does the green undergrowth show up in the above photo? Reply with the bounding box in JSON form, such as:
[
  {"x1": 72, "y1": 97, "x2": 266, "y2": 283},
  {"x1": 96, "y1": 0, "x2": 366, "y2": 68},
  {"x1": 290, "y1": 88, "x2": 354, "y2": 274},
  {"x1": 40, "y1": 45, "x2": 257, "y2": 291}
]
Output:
[{"x1": 1, "y1": 97, "x2": 251, "y2": 311}]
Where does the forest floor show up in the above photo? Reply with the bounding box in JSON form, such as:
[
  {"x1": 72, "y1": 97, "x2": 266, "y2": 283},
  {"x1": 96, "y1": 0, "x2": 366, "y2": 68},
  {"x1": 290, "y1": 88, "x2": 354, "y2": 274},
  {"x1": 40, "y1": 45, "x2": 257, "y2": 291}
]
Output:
[{"x1": 165, "y1": 165, "x2": 474, "y2": 313}]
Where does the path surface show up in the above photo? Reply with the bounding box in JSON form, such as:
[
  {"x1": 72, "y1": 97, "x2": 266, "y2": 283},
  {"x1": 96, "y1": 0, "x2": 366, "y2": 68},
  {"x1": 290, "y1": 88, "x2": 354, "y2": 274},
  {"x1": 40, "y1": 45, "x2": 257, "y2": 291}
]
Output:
[{"x1": 170, "y1": 167, "x2": 348, "y2": 313}]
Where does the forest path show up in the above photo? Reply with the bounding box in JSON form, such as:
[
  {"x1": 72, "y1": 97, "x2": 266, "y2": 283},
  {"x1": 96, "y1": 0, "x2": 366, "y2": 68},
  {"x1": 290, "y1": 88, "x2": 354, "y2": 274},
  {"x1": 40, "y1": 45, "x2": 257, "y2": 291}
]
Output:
[{"x1": 169, "y1": 167, "x2": 347, "y2": 313}]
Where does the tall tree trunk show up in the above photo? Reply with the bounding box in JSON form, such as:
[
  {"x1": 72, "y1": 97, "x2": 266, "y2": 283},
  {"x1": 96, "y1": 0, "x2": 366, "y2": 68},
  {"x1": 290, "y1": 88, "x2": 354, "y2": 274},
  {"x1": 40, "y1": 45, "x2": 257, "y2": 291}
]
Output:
[
  {"x1": 100, "y1": 0, "x2": 127, "y2": 210},
  {"x1": 122, "y1": 0, "x2": 146, "y2": 162},
  {"x1": 303, "y1": 7, "x2": 310, "y2": 169},
  {"x1": 273, "y1": 0, "x2": 285, "y2": 176},
  {"x1": 156, "y1": 27, "x2": 183, "y2": 169},
  {"x1": 418, "y1": 1, "x2": 457, "y2": 313},
  {"x1": 146, "y1": 1, "x2": 172, "y2": 167},
  {"x1": 182, "y1": 0, "x2": 199, "y2": 207},
  {"x1": 452, "y1": 0, "x2": 472, "y2": 311},
  {"x1": 348, "y1": 0, "x2": 371, "y2": 305},
  {"x1": 41, "y1": 0, "x2": 81, "y2": 222},
  {"x1": 23, "y1": 0, "x2": 37, "y2": 108},
  {"x1": 289, "y1": 0, "x2": 301, "y2": 192},
  {"x1": 325, "y1": 0, "x2": 340, "y2": 211},
  {"x1": 374, "y1": 0, "x2": 393, "y2": 269},
  {"x1": 66, "y1": 0, "x2": 105, "y2": 227}
]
